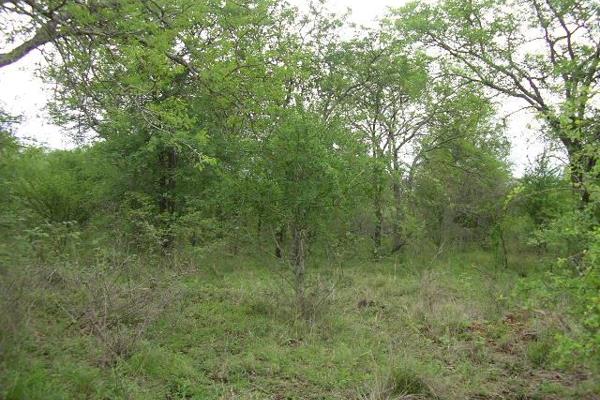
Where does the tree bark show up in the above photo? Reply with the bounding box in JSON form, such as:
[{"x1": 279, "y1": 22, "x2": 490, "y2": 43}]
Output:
[
  {"x1": 372, "y1": 149, "x2": 384, "y2": 257},
  {"x1": 292, "y1": 225, "x2": 306, "y2": 316},
  {"x1": 391, "y1": 177, "x2": 405, "y2": 253},
  {"x1": 390, "y1": 147, "x2": 406, "y2": 254},
  {"x1": 275, "y1": 225, "x2": 285, "y2": 258},
  {"x1": 158, "y1": 146, "x2": 177, "y2": 250},
  {"x1": 558, "y1": 125, "x2": 598, "y2": 211},
  {"x1": 373, "y1": 186, "x2": 383, "y2": 257},
  {"x1": 0, "y1": 21, "x2": 57, "y2": 68}
]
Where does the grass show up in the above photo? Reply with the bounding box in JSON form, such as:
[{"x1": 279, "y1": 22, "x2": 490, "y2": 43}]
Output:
[{"x1": 1, "y1": 249, "x2": 598, "y2": 399}]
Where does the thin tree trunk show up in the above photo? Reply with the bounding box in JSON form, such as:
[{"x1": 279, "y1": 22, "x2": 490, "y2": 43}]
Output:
[
  {"x1": 158, "y1": 146, "x2": 177, "y2": 251},
  {"x1": 373, "y1": 189, "x2": 383, "y2": 257},
  {"x1": 292, "y1": 225, "x2": 306, "y2": 316},
  {"x1": 499, "y1": 226, "x2": 508, "y2": 269},
  {"x1": 372, "y1": 154, "x2": 384, "y2": 257},
  {"x1": 275, "y1": 225, "x2": 285, "y2": 258},
  {"x1": 390, "y1": 148, "x2": 405, "y2": 253},
  {"x1": 391, "y1": 178, "x2": 405, "y2": 253}
]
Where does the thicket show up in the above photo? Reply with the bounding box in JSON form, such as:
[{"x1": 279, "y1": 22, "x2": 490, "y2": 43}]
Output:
[{"x1": 0, "y1": 0, "x2": 598, "y2": 394}]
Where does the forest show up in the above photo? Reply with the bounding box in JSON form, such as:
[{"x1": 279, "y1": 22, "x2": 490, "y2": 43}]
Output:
[{"x1": 0, "y1": 0, "x2": 599, "y2": 398}]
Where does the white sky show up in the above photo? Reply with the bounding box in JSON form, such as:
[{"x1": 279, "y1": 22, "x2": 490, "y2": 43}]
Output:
[{"x1": 0, "y1": 0, "x2": 545, "y2": 175}]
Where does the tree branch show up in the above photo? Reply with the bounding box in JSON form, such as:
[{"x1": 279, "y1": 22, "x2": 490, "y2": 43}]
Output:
[{"x1": 0, "y1": 20, "x2": 57, "y2": 68}]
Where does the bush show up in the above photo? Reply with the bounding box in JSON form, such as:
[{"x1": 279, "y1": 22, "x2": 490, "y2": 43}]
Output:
[{"x1": 515, "y1": 224, "x2": 600, "y2": 369}]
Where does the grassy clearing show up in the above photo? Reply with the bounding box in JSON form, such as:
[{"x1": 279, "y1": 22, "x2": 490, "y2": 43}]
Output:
[{"x1": 1, "y1": 251, "x2": 598, "y2": 399}]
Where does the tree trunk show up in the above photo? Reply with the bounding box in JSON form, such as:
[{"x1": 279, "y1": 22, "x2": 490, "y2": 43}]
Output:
[
  {"x1": 499, "y1": 226, "x2": 508, "y2": 269},
  {"x1": 373, "y1": 188, "x2": 383, "y2": 257},
  {"x1": 566, "y1": 144, "x2": 590, "y2": 206},
  {"x1": 158, "y1": 146, "x2": 177, "y2": 251},
  {"x1": 566, "y1": 141, "x2": 599, "y2": 225},
  {"x1": 555, "y1": 119, "x2": 598, "y2": 211},
  {"x1": 292, "y1": 225, "x2": 306, "y2": 316},
  {"x1": 275, "y1": 225, "x2": 285, "y2": 258},
  {"x1": 390, "y1": 148, "x2": 405, "y2": 254},
  {"x1": 372, "y1": 157, "x2": 384, "y2": 257},
  {"x1": 391, "y1": 178, "x2": 405, "y2": 253},
  {"x1": 370, "y1": 120, "x2": 385, "y2": 258}
]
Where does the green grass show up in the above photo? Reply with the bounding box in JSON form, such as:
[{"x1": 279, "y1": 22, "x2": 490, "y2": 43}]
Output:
[{"x1": 1, "y1": 250, "x2": 598, "y2": 399}]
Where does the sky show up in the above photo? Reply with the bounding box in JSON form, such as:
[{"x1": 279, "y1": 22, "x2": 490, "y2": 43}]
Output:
[{"x1": 0, "y1": 0, "x2": 546, "y2": 175}]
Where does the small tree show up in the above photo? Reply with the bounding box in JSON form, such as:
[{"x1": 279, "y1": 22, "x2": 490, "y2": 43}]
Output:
[{"x1": 243, "y1": 109, "x2": 366, "y2": 316}]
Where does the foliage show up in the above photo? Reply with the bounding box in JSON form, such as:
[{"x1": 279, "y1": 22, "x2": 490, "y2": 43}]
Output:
[
  {"x1": 514, "y1": 211, "x2": 600, "y2": 367},
  {"x1": 1, "y1": 0, "x2": 599, "y2": 396},
  {"x1": 394, "y1": 0, "x2": 600, "y2": 207}
]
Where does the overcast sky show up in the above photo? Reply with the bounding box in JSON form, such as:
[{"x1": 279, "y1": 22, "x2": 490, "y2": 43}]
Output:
[{"x1": 0, "y1": 0, "x2": 546, "y2": 175}]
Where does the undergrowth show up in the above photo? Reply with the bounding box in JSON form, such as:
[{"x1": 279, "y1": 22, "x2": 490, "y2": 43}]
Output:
[{"x1": 1, "y1": 248, "x2": 598, "y2": 399}]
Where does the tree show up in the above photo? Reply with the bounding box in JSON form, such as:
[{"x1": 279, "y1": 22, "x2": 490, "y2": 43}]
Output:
[
  {"x1": 240, "y1": 108, "x2": 366, "y2": 316},
  {"x1": 324, "y1": 28, "x2": 506, "y2": 256},
  {"x1": 408, "y1": 84, "x2": 511, "y2": 250},
  {"x1": 395, "y1": 0, "x2": 600, "y2": 209},
  {"x1": 40, "y1": 0, "x2": 300, "y2": 250},
  {"x1": 324, "y1": 31, "x2": 430, "y2": 256}
]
